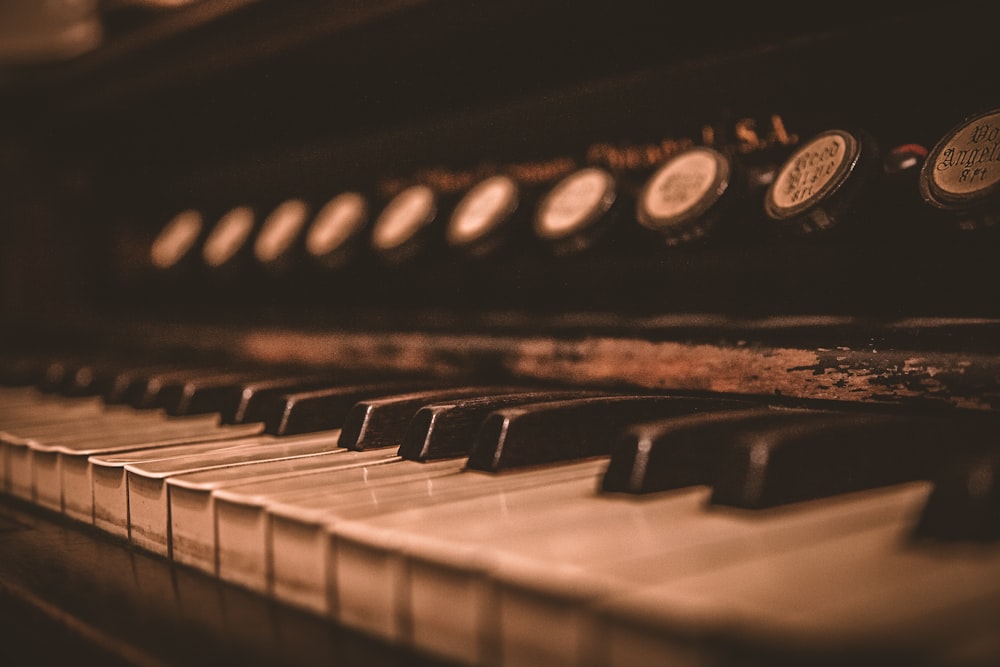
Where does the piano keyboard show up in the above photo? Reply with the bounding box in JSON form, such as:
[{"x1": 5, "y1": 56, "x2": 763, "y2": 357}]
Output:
[{"x1": 1, "y1": 351, "x2": 998, "y2": 667}]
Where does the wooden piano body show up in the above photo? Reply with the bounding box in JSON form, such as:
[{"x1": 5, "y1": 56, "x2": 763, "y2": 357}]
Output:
[{"x1": 0, "y1": 3, "x2": 998, "y2": 666}]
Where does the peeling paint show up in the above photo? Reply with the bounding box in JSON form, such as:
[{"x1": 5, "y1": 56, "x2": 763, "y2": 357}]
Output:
[{"x1": 120, "y1": 323, "x2": 1000, "y2": 413}]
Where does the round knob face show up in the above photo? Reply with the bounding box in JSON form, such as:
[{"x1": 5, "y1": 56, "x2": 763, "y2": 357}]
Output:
[
  {"x1": 446, "y1": 175, "x2": 519, "y2": 248},
  {"x1": 534, "y1": 167, "x2": 616, "y2": 241},
  {"x1": 765, "y1": 129, "x2": 860, "y2": 225},
  {"x1": 254, "y1": 198, "x2": 309, "y2": 264},
  {"x1": 202, "y1": 206, "x2": 255, "y2": 267},
  {"x1": 305, "y1": 192, "x2": 368, "y2": 258},
  {"x1": 637, "y1": 147, "x2": 731, "y2": 239},
  {"x1": 370, "y1": 185, "x2": 437, "y2": 252},
  {"x1": 919, "y1": 108, "x2": 1000, "y2": 211},
  {"x1": 151, "y1": 209, "x2": 202, "y2": 269}
]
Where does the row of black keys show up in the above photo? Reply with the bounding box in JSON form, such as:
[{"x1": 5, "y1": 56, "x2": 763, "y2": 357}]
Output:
[{"x1": 3, "y1": 352, "x2": 998, "y2": 540}]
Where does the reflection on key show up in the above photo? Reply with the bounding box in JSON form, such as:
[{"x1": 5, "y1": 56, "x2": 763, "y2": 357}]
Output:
[
  {"x1": 158, "y1": 369, "x2": 277, "y2": 417},
  {"x1": 216, "y1": 372, "x2": 349, "y2": 425},
  {"x1": 89, "y1": 431, "x2": 298, "y2": 536},
  {"x1": 212, "y1": 455, "x2": 460, "y2": 595},
  {"x1": 138, "y1": 366, "x2": 245, "y2": 411},
  {"x1": 262, "y1": 380, "x2": 442, "y2": 436},
  {"x1": 167, "y1": 447, "x2": 397, "y2": 574},
  {"x1": 124, "y1": 431, "x2": 346, "y2": 555},
  {"x1": 601, "y1": 407, "x2": 832, "y2": 494},
  {"x1": 398, "y1": 390, "x2": 604, "y2": 462},
  {"x1": 40, "y1": 414, "x2": 262, "y2": 515},
  {"x1": 266, "y1": 461, "x2": 600, "y2": 620},
  {"x1": 466, "y1": 394, "x2": 759, "y2": 472},
  {"x1": 338, "y1": 385, "x2": 535, "y2": 451},
  {"x1": 590, "y1": 484, "x2": 999, "y2": 667}
]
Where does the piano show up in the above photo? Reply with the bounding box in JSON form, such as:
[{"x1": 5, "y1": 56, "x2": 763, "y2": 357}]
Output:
[{"x1": 1, "y1": 2, "x2": 998, "y2": 665}]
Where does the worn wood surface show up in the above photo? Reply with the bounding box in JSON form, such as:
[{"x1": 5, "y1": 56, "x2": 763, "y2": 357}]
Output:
[{"x1": 88, "y1": 316, "x2": 1000, "y2": 413}]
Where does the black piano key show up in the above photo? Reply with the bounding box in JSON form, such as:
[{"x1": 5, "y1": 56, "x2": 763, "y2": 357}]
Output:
[
  {"x1": 914, "y1": 450, "x2": 1000, "y2": 542},
  {"x1": 397, "y1": 390, "x2": 605, "y2": 462},
  {"x1": 79, "y1": 354, "x2": 204, "y2": 400},
  {"x1": 601, "y1": 406, "x2": 835, "y2": 494},
  {"x1": 38, "y1": 355, "x2": 138, "y2": 397},
  {"x1": 60, "y1": 360, "x2": 119, "y2": 398},
  {"x1": 465, "y1": 394, "x2": 759, "y2": 472},
  {"x1": 710, "y1": 411, "x2": 1000, "y2": 509},
  {"x1": 219, "y1": 372, "x2": 374, "y2": 425},
  {"x1": 160, "y1": 369, "x2": 280, "y2": 417},
  {"x1": 131, "y1": 365, "x2": 245, "y2": 410},
  {"x1": 103, "y1": 363, "x2": 209, "y2": 406},
  {"x1": 338, "y1": 385, "x2": 533, "y2": 451},
  {"x1": 263, "y1": 380, "x2": 441, "y2": 436}
]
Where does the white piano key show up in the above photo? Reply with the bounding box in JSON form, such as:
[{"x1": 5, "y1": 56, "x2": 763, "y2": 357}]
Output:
[
  {"x1": 333, "y1": 467, "x2": 658, "y2": 665},
  {"x1": 30, "y1": 417, "x2": 265, "y2": 525},
  {"x1": 89, "y1": 430, "x2": 287, "y2": 536},
  {"x1": 167, "y1": 447, "x2": 397, "y2": 574},
  {"x1": 770, "y1": 537, "x2": 1000, "y2": 650},
  {"x1": 0, "y1": 404, "x2": 173, "y2": 442},
  {"x1": 125, "y1": 432, "x2": 347, "y2": 556},
  {"x1": 213, "y1": 457, "x2": 463, "y2": 600},
  {"x1": 61, "y1": 453, "x2": 93, "y2": 522},
  {"x1": 24, "y1": 410, "x2": 175, "y2": 511},
  {"x1": 328, "y1": 478, "x2": 928, "y2": 666},
  {"x1": 31, "y1": 448, "x2": 62, "y2": 511},
  {"x1": 253, "y1": 461, "x2": 500, "y2": 613},
  {"x1": 592, "y1": 511, "x2": 1000, "y2": 667},
  {"x1": 266, "y1": 460, "x2": 605, "y2": 636},
  {"x1": 7, "y1": 443, "x2": 33, "y2": 500},
  {"x1": 328, "y1": 474, "x2": 605, "y2": 663},
  {"x1": 26, "y1": 412, "x2": 225, "y2": 446},
  {"x1": 492, "y1": 484, "x2": 930, "y2": 667},
  {"x1": 3, "y1": 402, "x2": 253, "y2": 510}
]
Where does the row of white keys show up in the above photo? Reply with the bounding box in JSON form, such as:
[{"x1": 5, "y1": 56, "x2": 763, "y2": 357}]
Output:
[
  {"x1": 207, "y1": 456, "x2": 466, "y2": 594},
  {"x1": 121, "y1": 430, "x2": 361, "y2": 555},
  {"x1": 594, "y1": 507, "x2": 1000, "y2": 667},
  {"x1": 1, "y1": 395, "x2": 188, "y2": 500},
  {"x1": 260, "y1": 460, "x2": 608, "y2": 623},
  {"x1": 501, "y1": 484, "x2": 931, "y2": 667},
  {"x1": 86, "y1": 430, "x2": 344, "y2": 536},
  {"x1": 166, "y1": 446, "x2": 403, "y2": 574},
  {"x1": 327, "y1": 475, "x2": 930, "y2": 667},
  {"x1": 0, "y1": 387, "x2": 111, "y2": 491},
  {"x1": 32, "y1": 414, "x2": 263, "y2": 513},
  {"x1": 72, "y1": 432, "x2": 280, "y2": 525}
]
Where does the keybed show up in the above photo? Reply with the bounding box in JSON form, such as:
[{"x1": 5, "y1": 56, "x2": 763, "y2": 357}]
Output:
[{"x1": 1, "y1": 351, "x2": 999, "y2": 666}]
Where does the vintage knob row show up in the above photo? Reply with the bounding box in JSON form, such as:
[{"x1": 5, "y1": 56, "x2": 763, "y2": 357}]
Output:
[{"x1": 149, "y1": 106, "x2": 1000, "y2": 275}]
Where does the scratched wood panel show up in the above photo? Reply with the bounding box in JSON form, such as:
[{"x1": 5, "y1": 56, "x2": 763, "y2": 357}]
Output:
[{"x1": 88, "y1": 319, "x2": 1000, "y2": 412}]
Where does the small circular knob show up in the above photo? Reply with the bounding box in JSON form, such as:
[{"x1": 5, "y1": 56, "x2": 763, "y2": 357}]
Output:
[
  {"x1": 636, "y1": 146, "x2": 733, "y2": 245},
  {"x1": 253, "y1": 198, "x2": 309, "y2": 271},
  {"x1": 151, "y1": 209, "x2": 203, "y2": 270},
  {"x1": 919, "y1": 107, "x2": 1000, "y2": 225},
  {"x1": 534, "y1": 166, "x2": 618, "y2": 254},
  {"x1": 305, "y1": 191, "x2": 369, "y2": 270},
  {"x1": 202, "y1": 205, "x2": 255, "y2": 269},
  {"x1": 370, "y1": 184, "x2": 439, "y2": 264},
  {"x1": 764, "y1": 128, "x2": 880, "y2": 235},
  {"x1": 446, "y1": 174, "x2": 521, "y2": 257}
]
